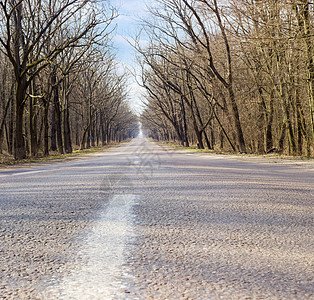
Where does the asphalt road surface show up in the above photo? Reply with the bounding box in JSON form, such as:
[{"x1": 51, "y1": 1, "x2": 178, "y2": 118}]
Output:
[{"x1": 0, "y1": 137, "x2": 313, "y2": 299}]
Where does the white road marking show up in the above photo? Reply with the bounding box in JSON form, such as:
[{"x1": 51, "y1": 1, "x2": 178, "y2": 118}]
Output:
[
  {"x1": 42, "y1": 194, "x2": 136, "y2": 300},
  {"x1": 0, "y1": 169, "x2": 47, "y2": 177}
]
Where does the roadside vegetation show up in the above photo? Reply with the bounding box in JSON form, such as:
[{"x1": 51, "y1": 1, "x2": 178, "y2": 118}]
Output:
[
  {"x1": 137, "y1": 0, "x2": 314, "y2": 157},
  {"x1": 0, "y1": 141, "x2": 130, "y2": 167},
  {"x1": 157, "y1": 140, "x2": 314, "y2": 163},
  {"x1": 0, "y1": 0, "x2": 139, "y2": 161}
]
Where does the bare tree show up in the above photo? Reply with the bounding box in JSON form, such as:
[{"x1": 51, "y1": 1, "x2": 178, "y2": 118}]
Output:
[{"x1": 0, "y1": 0, "x2": 107, "y2": 159}]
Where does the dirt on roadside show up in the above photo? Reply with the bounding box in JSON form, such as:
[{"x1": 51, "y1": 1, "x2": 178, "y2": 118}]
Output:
[
  {"x1": 0, "y1": 143, "x2": 122, "y2": 171},
  {"x1": 156, "y1": 141, "x2": 314, "y2": 169}
]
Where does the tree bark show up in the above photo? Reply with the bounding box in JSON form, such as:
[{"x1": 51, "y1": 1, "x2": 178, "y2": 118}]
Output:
[
  {"x1": 63, "y1": 77, "x2": 72, "y2": 154},
  {"x1": 14, "y1": 79, "x2": 27, "y2": 159},
  {"x1": 43, "y1": 99, "x2": 49, "y2": 156}
]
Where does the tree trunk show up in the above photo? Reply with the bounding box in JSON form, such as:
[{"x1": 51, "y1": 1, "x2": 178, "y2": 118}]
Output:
[
  {"x1": 62, "y1": 78, "x2": 72, "y2": 153},
  {"x1": 50, "y1": 105, "x2": 57, "y2": 151},
  {"x1": 76, "y1": 114, "x2": 80, "y2": 146},
  {"x1": 296, "y1": 106, "x2": 303, "y2": 156},
  {"x1": 0, "y1": 98, "x2": 12, "y2": 153},
  {"x1": 80, "y1": 126, "x2": 88, "y2": 150},
  {"x1": 285, "y1": 102, "x2": 297, "y2": 155},
  {"x1": 265, "y1": 93, "x2": 274, "y2": 152},
  {"x1": 63, "y1": 105, "x2": 72, "y2": 153},
  {"x1": 8, "y1": 96, "x2": 14, "y2": 155},
  {"x1": 181, "y1": 98, "x2": 189, "y2": 147},
  {"x1": 15, "y1": 105, "x2": 26, "y2": 159},
  {"x1": 14, "y1": 81, "x2": 27, "y2": 160},
  {"x1": 63, "y1": 79, "x2": 72, "y2": 154},
  {"x1": 52, "y1": 75, "x2": 63, "y2": 154},
  {"x1": 228, "y1": 87, "x2": 246, "y2": 153},
  {"x1": 278, "y1": 123, "x2": 286, "y2": 151},
  {"x1": 43, "y1": 100, "x2": 49, "y2": 156},
  {"x1": 204, "y1": 131, "x2": 212, "y2": 150},
  {"x1": 29, "y1": 84, "x2": 38, "y2": 157}
]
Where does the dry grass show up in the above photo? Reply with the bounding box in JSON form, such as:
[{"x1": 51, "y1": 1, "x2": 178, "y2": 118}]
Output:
[{"x1": 0, "y1": 141, "x2": 129, "y2": 168}]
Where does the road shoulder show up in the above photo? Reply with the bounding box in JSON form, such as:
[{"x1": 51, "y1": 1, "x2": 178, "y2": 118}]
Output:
[
  {"x1": 0, "y1": 141, "x2": 130, "y2": 172},
  {"x1": 154, "y1": 140, "x2": 314, "y2": 169}
]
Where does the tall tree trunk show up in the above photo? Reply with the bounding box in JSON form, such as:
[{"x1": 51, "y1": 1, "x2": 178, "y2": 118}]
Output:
[
  {"x1": 101, "y1": 124, "x2": 106, "y2": 146},
  {"x1": 50, "y1": 105, "x2": 57, "y2": 151},
  {"x1": 63, "y1": 106, "x2": 72, "y2": 153},
  {"x1": 296, "y1": 106, "x2": 303, "y2": 156},
  {"x1": 284, "y1": 100, "x2": 297, "y2": 155},
  {"x1": 29, "y1": 81, "x2": 38, "y2": 157},
  {"x1": 228, "y1": 87, "x2": 246, "y2": 153},
  {"x1": 75, "y1": 113, "x2": 80, "y2": 146},
  {"x1": 0, "y1": 97, "x2": 12, "y2": 153},
  {"x1": 87, "y1": 96, "x2": 91, "y2": 149},
  {"x1": 14, "y1": 80, "x2": 27, "y2": 160},
  {"x1": 278, "y1": 123, "x2": 286, "y2": 151},
  {"x1": 181, "y1": 98, "x2": 189, "y2": 147},
  {"x1": 8, "y1": 95, "x2": 14, "y2": 155},
  {"x1": 63, "y1": 78, "x2": 72, "y2": 153},
  {"x1": 183, "y1": 92, "x2": 204, "y2": 149},
  {"x1": 265, "y1": 91, "x2": 274, "y2": 152},
  {"x1": 52, "y1": 74, "x2": 63, "y2": 154},
  {"x1": 43, "y1": 100, "x2": 49, "y2": 156},
  {"x1": 80, "y1": 126, "x2": 88, "y2": 150}
]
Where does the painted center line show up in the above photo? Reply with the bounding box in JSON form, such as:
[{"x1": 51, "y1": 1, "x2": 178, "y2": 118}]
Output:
[{"x1": 42, "y1": 194, "x2": 136, "y2": 300}]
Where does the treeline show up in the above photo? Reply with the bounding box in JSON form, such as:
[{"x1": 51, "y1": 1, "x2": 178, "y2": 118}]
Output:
[
  {"x1": 137, "y1": 0, "x2": 314, "y2": 156},
  {"x1": 0, "y1": 0, "x2": 139, "y2": 160}
]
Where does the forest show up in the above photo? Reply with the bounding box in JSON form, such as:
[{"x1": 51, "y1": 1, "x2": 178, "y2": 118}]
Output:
[
  {"x1": 138, "y1": 0, "x2": 314, "y2": 156},
  {"x1": 0, "y1": 0, "x2": 139, "y2": 160},
  {"x1": 1, "y1": 0, "x2": 314, "y2": 160}
]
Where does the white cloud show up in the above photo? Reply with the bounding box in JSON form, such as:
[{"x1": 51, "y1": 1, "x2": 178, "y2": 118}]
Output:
[
  {"x1": 112, "y1": 34, "x2": 131, "y2": 47},
  {"x1": 115, "y1": 14, "x2": 133, "y2": 23},
  {"x1": 112, "y1": 0, "x2": 150, "y2": 16}
]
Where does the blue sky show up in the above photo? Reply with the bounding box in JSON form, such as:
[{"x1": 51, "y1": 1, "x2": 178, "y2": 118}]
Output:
[
  {"x1": 110, "y1": 0, "x2": 153, "y2": 113},
  {"x1": 110, "y1": 0, "x2": 150, "y2": 63}
]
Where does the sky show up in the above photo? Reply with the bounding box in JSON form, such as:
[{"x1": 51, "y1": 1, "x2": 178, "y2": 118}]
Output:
[{"x1": 110, "y1": 0, "x2": 154, "y2": 114}]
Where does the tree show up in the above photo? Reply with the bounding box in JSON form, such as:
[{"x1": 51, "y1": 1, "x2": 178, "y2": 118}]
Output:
[{"x1": 0, "y1": 0, "x2": 106, "y2": 159}]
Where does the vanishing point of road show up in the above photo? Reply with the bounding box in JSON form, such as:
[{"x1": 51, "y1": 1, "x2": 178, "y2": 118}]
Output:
[{"x1": 0, "y1": 137, "x2": 313, "y2": 299}]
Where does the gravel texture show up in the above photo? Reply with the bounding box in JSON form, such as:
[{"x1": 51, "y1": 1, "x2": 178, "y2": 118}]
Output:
[
  {"x1": 0, "y1": 146, "x2": 135, "y2": 299},
  {"x1": 0, "y1": 137, "x2": 313, "y2": 299}
]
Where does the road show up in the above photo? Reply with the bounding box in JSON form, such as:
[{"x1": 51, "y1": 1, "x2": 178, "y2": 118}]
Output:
[{"x1": 0, "y1": 137, "x2": 313, "y2": 299}]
